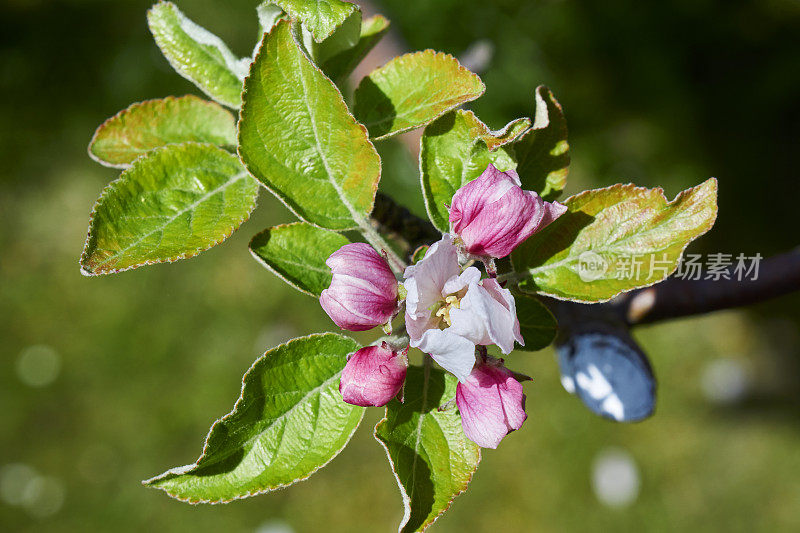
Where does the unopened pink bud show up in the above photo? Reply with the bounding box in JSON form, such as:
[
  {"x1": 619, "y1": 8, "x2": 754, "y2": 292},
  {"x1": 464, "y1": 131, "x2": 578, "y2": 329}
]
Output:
[
  {"x1": 320, "y1": 243, "x2": 399, "y2": 331},
  {"x1": 339, "y1": 343, "x2": 408, "y2": 407},
  {"x1": 456, "y1": 358, "x2": 527, "y2": 448},
  {"x1": 449, "y1": 164, "x2": 567, "y2": 259}
]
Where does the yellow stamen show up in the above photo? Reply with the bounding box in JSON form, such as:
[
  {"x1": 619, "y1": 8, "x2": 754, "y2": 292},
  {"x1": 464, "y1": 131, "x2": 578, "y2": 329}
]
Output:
[{"x1": 435, "y1": 295, "x2": 461, "y2": 327}]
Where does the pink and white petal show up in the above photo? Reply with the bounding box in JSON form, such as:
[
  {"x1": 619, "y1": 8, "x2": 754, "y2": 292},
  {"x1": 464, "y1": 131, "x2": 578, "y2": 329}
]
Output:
[
  {"x1": 339, "y1": 344, "x2": 407, "y2": 407},
  {"x1": 456, "y1": 375, "x2": 507, "y2": 449},
  {"x1": 414, "y1": 328, "x2": 476, "y2": 382},
  {"x1": 480, "y1": 278, "x2": 524, "y2": 346},
  {"x1": 456, "y1": 362, "x2": 527, "y2": 448}
]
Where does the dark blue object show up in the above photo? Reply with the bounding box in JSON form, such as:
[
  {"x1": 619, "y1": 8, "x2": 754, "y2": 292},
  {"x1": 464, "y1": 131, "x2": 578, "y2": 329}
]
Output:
[{"x1": 557, "y1": 331, "x2": 656, "y2": 422}]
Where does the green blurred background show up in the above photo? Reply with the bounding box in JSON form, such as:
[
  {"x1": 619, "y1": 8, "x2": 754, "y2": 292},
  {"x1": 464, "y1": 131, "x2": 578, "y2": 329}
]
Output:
[{"x1": 2, "y1": 0, "x2": 799, "y2": 531}]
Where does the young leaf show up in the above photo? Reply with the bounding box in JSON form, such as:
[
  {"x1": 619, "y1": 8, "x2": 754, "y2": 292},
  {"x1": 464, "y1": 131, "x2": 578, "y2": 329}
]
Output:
[
  {"x1": 299, "y1": 9, "x2": 362, "y2": 66},
  {"x1": 88, "y1": 95, "x2": 237, "y2": 168},
  {"x1": 274, "y1": 0, "x2": 358, "y2": 42},
  {"x1": 257, "y1": 2, "x2": 287, "y2": 37},
  {"x1": 145, "y1": 333, "x2": 365, "y2": 503},
  {"x1": 322, "y1": 14, "x2": 390, "y2": 83},
  {"x1": 148, "y1": 1, "x2": 248, "y2": 109},
  {"x1": 513, "y1": 86, "x2": 570, "y2": 201},
  {"x1": 249, "y1": 222, "x2": 350, "y2": 297},
  {"x1": 375, "y1": 365, "x2": 481, "y2": 533},
  {"x1": 511, "y1": 179, "x2": 719, "y2": 303},
  {"x1": 420, "y1": 110, "x2": 523, "y2": 232},
  {"x1": 514, "y1": 294, "x2": 558, "y2": 351},
  {"x1": 239, "y1": 20, "x2": 381, "y2": 231},
  {"x1": 80, "y1": 143, "x2": 258, "y2": 275},
  {"x1": 353, "y1": 50, "x2": 485, "y2": 140}
]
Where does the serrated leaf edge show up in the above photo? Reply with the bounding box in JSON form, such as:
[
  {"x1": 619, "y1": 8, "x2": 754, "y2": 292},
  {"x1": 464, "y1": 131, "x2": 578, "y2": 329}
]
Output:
[
  {"x1": 373, "y1": 366, "x2": 481, "y2": 532},
  {"x1": 419, "y1": 109, "x2": 517, "y2": 232},
  {"x1": 512, "y1": 178, "x2": 719, "y2": 304},
  {"x1": 238, "y1": 20, "x2": 382, "y2": 232},
  {"x1": 87, "y1": 94, "x2": 237, "y2": 170},
  {"x1": 248, "y1": 222, "x2": 350, "y2": 297},
  {"x1": 356, "y1": 49, "x2": 486, "y2": 141},
  {"x1": 79, "y1": 142, "x2": 258, "y2": 276},
  {"x1": 147, "y1": 1, "x2": 245, "y2": 109},
  {"x1": 143, "y1": 332, "x2": 364, "y2": 504}
]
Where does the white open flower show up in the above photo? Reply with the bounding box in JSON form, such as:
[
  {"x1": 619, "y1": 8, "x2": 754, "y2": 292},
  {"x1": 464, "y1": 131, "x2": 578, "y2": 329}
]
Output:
[{"x1": 403, "y1": 235, "x2": 524, "y2": 381}]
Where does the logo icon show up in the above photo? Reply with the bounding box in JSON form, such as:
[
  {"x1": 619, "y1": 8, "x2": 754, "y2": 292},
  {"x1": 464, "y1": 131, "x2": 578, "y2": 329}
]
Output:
[{"x1": 577, "y1": 251, "x2": 609, "y2": 282}]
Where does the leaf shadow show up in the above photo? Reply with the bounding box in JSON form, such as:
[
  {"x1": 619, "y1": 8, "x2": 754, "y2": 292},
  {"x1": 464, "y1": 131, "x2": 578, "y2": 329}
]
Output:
[{"x1": 355, "y1": 77, "x2": 397, "y2": 138}]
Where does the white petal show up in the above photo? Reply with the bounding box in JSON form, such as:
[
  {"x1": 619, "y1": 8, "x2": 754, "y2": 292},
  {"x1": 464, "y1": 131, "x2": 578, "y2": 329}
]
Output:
[
  {"x1": 402, "y1": 235, "x2": 459, "y2": 313},
  {"x1": 451, "y1": 281, "x2": 520, "y2": 353},
  {"x1": 415, "y1": 328, "x2": 476, "y2": 382},
  {"x1": 442, "y1": 266, "x2": 481, "y2": 295},
  {"x1": 448, "y1": 302, "x2": 491, "y2": 346}
]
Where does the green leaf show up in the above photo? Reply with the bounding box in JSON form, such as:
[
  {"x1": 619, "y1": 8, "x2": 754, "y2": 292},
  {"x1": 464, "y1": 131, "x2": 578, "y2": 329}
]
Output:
[
  {"x1": 420, "y1": 110, "x2": 522, "y2": 232},
  {"x1": 239, "y1": 20, "x2": 381, "y2": 231},
  {"x1": 274, "y1": 0, "x2": 358, "y2": 42},
  {"x1": 375, "y1": 365, "x2": 481, "y2": 533},
  {"x1": 145, "y1": 333, "x2": 364, "y2": 503},
  {"x1": 298, "y1": 9, "x2": 362, "y2": 66},
  {"x1": 80, "y1": 143, "x2": 258, "y2": 275},
  {"x1": 514, "y1": 294, "x2": 558, "y2": 351},
  {"x1": 511, "y1": 179, "x2": 719, "y2": 303},
  {"x1": 249, "y1": 222, "x2": 350, "y2": 296},
  {"x1": 148, "y1": 1, "x2": 247, "y2": 108},
  {"x1": 321, "y1": 14, "x2": 390, "y2": 83},
  {"x1": 353, "y1": 50, "x2": 485, "y2": 140},
  {"x1": 88, "y1": 95, "x2": 237, "y2": 169},
  {"x1": 513, "y1": 86, "x2": 570, "y2": 201}
]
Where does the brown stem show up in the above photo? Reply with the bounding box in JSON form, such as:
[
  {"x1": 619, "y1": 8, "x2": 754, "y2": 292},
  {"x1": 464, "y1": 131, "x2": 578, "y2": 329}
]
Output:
[{"x1": 612, "y1": 248, "x2": 800, "y2": 326}]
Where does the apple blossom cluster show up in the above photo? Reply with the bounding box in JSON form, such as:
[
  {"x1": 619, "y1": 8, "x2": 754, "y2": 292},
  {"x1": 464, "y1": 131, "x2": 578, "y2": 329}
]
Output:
[{"x1": 319, "y1": 164, "x2": 566, "y2": 448}]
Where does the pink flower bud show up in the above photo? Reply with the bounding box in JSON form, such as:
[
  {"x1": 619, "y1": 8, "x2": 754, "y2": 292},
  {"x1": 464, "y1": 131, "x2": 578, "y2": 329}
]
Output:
[
  {"x1": 339, "y1": 343, "x2": 408, "y2": 407},
  {"x1": 449, "y1": 164, "x2": 567, "y2": 259},
  {"x1": 456, "y1": 358, "x2": 527, "y2": 448},
  {"x1": 320, "y1": 243, "x2": 399, "y2": 331}
]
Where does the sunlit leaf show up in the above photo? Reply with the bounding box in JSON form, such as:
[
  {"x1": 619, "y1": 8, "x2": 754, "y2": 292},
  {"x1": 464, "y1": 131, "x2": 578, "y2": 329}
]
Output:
[
  {"x1": 274, "y1": 0, "x2": 358, "y2": 42},
  {"x1": 513, "y1": 86, "x2": 570, "y2": 201},
  {"x1": 148, "y1": 1, "x2": 248, "y2": 108},
  {"x1": 353, "y1": 50, "x2": 485, "y2": 140},
  {"x1": 80, "y1": 143, "x2": 258, "y2": 275},
  {"x1": 239, "y1": 20, "x2": 380, "y2": 231},
  {"x1": 249, "y1": 222, "x2": 350, "y2": 296},
  {"x1": 511, "y1": 179, "x2": 718, "y2": 302},
  {"x1": 420, "y1": 110, "x2": 523, "y2": 232},
  {"x1": 145, "y1": 333, "x2": 364, "y2": 502},
  {"x1": 375, "y1": 365, "x2": 480, "y2": 533},
  {"x1": 88, "y1": 95, "x2": 236, "y2": 168}
]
